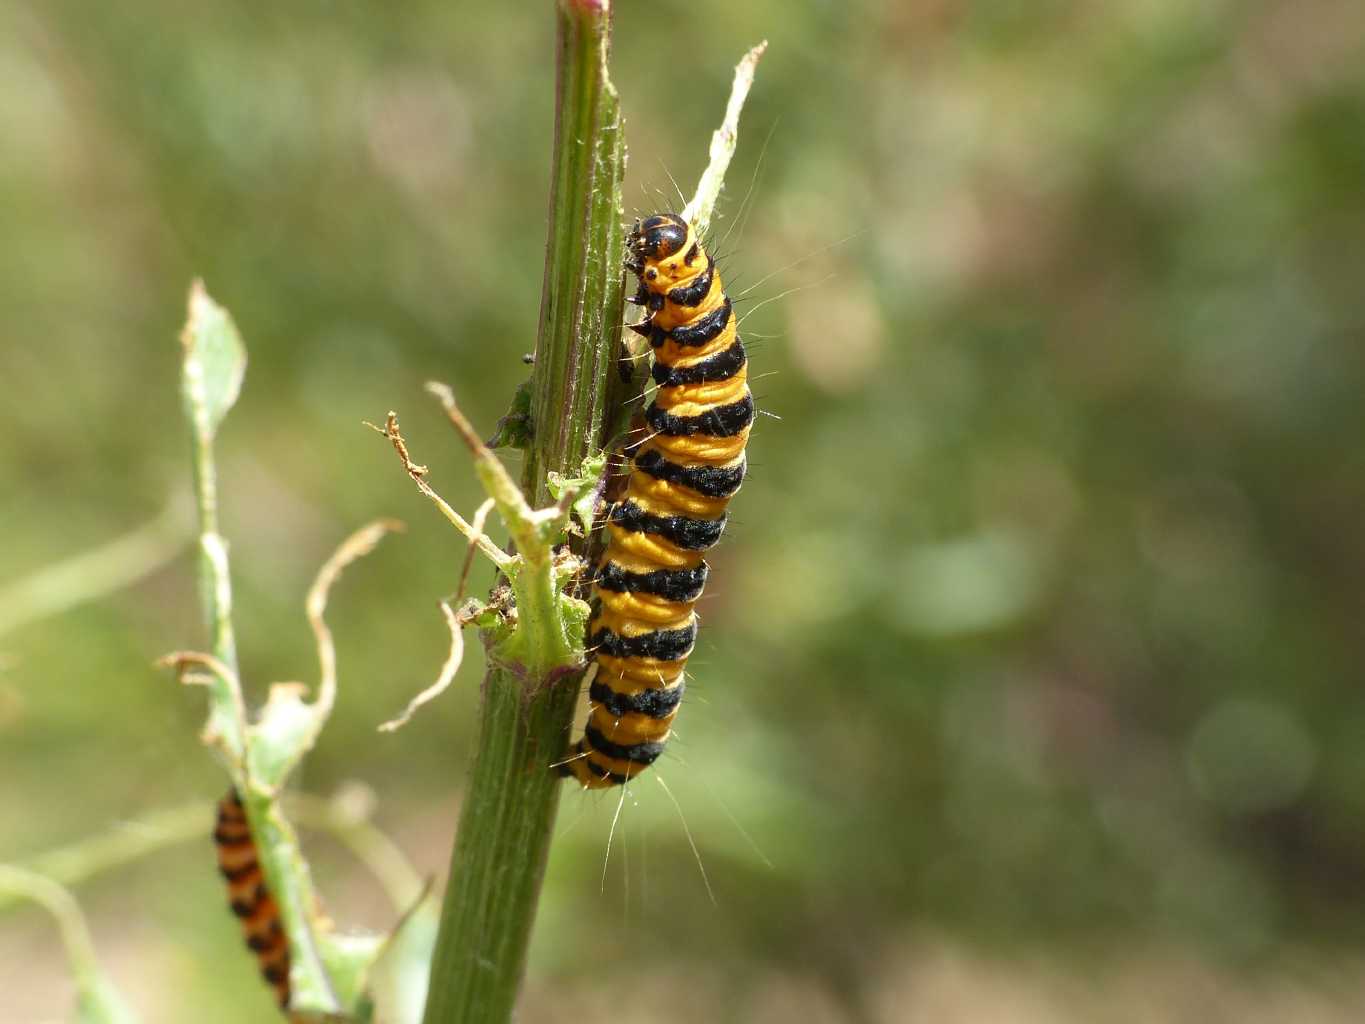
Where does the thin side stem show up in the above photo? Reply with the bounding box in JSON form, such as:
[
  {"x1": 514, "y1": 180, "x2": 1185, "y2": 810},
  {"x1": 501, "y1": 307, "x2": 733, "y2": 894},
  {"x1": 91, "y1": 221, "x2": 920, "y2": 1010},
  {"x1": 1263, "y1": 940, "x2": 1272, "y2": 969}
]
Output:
[{"x1": 0, "y1": 498, "x2": 189, "y2": 639}]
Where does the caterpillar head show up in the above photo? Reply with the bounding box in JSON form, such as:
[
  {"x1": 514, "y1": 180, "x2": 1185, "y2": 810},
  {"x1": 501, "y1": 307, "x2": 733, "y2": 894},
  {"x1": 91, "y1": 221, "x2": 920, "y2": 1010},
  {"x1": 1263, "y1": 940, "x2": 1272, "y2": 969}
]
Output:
[{"x1": 626, "y1": 214, "x2": 696, "y2": 290}]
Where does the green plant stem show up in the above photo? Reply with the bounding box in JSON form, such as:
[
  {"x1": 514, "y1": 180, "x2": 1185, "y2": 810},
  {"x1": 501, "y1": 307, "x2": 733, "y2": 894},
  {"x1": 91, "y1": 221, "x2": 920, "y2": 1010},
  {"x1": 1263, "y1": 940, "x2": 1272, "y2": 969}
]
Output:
[
  {"x1": 0, "y1": 792, "x2": 422, "y2": 918},
  {"x1": 419, "y1": 670, "x2": 581, "y2": 1024},
  {"x1": 419, "y1": 2, "x2": 625, "y2": 1022},
  {"x1": 0, "y1": 866, "x2": 101, "y2": 981},
  {"x1": 0, "y1": 865, "x2": 139, "y2": 1022},
  {"x1": 527, "y1": 1, "x2": 629, "y2": 506},
  {"x1": 187, "y1": 366, "x2": 237, "y2": 680}
]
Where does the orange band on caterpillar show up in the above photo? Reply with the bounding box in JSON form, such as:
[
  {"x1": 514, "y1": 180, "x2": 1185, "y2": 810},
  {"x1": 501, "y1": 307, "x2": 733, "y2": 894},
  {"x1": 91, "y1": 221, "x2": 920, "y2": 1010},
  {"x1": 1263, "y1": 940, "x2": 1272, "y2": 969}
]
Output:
[
  {"x1": 214, "y1": 790, "x2": 291, "y2": 1010},
  {"x1": 561, "y1": 214, "x2": 752, "y2": 788}
]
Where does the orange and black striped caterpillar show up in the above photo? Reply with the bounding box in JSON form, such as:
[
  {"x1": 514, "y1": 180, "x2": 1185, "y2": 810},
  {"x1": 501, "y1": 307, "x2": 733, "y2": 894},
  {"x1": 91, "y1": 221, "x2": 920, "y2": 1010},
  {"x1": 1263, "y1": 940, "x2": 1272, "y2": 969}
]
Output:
[
  {"x1": 561, "y1": 213, "x2": 753, "y2": 789},
  {"x1": 214, "y1": 789, "x2": 291, "y2": 1010}
]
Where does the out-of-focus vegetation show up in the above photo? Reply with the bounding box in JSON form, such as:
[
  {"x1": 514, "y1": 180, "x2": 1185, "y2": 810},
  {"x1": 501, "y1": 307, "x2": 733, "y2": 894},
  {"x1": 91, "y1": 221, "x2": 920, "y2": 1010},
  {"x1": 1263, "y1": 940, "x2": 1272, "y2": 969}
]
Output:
[{"x1": 3, "y1": 0, "x2": 1364, "y2": 1020}]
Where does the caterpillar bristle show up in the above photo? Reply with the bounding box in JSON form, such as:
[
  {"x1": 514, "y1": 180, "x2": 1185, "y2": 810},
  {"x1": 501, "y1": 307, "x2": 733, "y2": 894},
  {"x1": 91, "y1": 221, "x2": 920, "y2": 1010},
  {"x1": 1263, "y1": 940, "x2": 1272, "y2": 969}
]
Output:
[
  {"x1": 215, "y1": 789, "x2": 291, "y2": 1010},
  {"x1": 561, "y1": 213, "x2": 753, "y2": 790}
]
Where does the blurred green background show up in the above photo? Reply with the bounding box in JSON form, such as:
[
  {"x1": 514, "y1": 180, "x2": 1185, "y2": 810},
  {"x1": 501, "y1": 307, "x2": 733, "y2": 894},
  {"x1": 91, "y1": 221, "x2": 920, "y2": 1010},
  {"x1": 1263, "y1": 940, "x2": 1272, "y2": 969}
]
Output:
[{"x1": 4, "y1": 0, "x2": 1365, "y2": 1020}]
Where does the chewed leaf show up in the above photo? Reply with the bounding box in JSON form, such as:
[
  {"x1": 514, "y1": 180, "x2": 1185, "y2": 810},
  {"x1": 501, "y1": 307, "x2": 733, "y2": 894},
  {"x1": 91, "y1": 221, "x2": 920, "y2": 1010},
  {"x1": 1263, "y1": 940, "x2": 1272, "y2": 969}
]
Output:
[
  {"x1": 248, "y1": 682, "x2": 322, "y2": 791},
  {"x1": 557, "y1": 593, "x2": 592, "y2": 663},
  {"x1": 379, "y1": 601, "x2": 469, "y2": 733},
  {"x1": 370, "y1": 898, "x2": 439, "y2": 1024},
  {"x1": 179, "y1": 280, "x2": 246, "y2": 442},
  {"x1": 682, "y1": 41, "x2": 768, "y2": 239},
  {"x1": 317, "y1": 930, "x2": 387, "y2": 1014},
  {"x1": 157, "y1": 650, "x2": 247, "y2": 772},
  {"x1": 486, "y1": 375, "x2": 534, "y2": 451},
  {"x1": 247, "y1": 520, "x2": 401, "y2": 788},
  {"x1": 306, "y1": 520, "x2": 404, "y2": 726},
  {"x1": 547, "y1": 450, "x2": 609, "y2": 537}
]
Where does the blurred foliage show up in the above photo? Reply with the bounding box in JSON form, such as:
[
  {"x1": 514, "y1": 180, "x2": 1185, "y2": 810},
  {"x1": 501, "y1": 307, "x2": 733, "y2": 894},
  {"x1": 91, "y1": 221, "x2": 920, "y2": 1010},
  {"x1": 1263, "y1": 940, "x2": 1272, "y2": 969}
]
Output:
[{"x1": 3, "y1": 0, "x2": 1365, "y2": 1020}]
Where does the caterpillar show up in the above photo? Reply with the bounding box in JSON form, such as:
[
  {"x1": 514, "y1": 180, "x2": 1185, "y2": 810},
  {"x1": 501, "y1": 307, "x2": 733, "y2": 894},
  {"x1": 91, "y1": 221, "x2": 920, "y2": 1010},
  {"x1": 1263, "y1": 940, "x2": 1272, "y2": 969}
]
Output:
[
  {"x1": 561, "y1": 213, "x2": 753, "y2": 789},
  {"x1": 214, "y1": 789, "x2": 291, "y2": 1010}
]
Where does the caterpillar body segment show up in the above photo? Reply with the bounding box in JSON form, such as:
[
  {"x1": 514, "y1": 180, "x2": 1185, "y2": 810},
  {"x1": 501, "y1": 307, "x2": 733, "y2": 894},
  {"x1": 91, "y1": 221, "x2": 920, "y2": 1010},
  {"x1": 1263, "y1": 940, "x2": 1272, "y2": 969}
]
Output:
[
  {"x1": 214, "y1": 789, "x2": 291, "y2": 1010},
  {"x1": 562, "y1": 214, "x2": 753, "y2": 789}
]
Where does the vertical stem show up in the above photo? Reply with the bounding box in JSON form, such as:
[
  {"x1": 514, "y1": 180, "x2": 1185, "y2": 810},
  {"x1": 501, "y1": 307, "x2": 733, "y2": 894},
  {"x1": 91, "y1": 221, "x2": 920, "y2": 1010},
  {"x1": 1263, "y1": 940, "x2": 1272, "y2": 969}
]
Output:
[
  {"x1": 191, "y1": 428, "x2": 237, "y2": 676},
  {"x1": 420, "y1": 2, "x2": 624, "y2": 1022},
  {"x1": 527, "y1": 1, "x2": 628, "y2": 506},
  {"x1": 179, "y1": 280, "x2": 247, "y2": 762},
  {"x1": 420, "y1": 668, "x2": 582, "y2": 1024}
]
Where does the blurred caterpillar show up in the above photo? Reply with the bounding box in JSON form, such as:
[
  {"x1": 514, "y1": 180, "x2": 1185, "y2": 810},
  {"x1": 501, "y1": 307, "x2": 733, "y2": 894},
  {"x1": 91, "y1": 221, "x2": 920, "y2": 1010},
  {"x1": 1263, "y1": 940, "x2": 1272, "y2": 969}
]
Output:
[
  {"x1": 214, "y1": 789, "x2": 291, "y2": 1010},
  {"x1": 561, "y1": 213, "x2": 753, "y2": 788}
]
